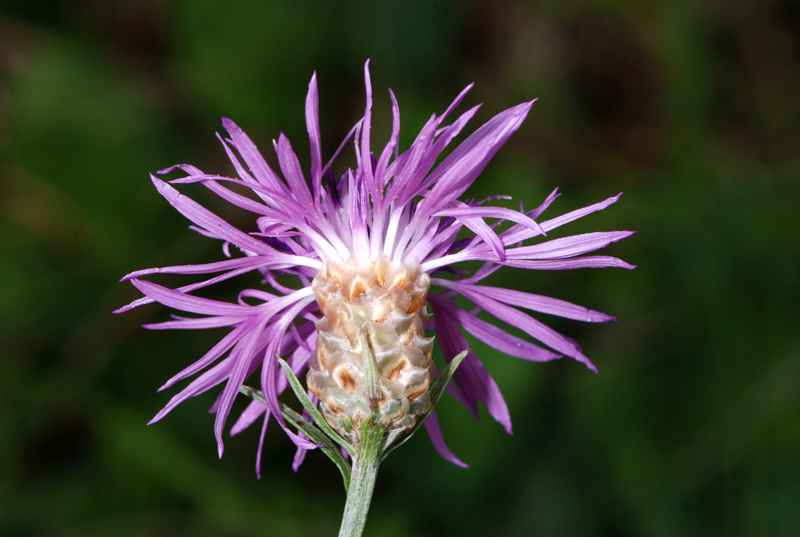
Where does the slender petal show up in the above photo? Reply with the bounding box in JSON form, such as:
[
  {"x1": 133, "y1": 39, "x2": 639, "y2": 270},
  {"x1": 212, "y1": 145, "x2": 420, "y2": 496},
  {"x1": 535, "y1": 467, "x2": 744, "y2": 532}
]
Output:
[
  {"x1": 431, "y1": 296, "x2": 513, "y2": 432},
  {"x1": 222, "y1": 118, "x2": 285, "y2": 192},
  {"x1": 151, "y1": 176, "x2": 278, "y2": 256},
  {"x1": 448, "y1": 286, "x2": 597, "y2": 372},
  {"x1": 231, "y1": 399, "x2": 268, "y2": 436},
  {"x1": 448, "y1": 305, "x2": 563, "y2": 362},
  {"x1": 215, "y1": 315, "x2": 268, "y2": 458},
  {"x1": 432, "y1": 279, "x2": 615, "y2": 323},
  {"x1": 425, "y1": 411, "x2": 469, "y2": 468},
  {"x1": 306, "y1": 73, "x2": 323, "y2": 203}
]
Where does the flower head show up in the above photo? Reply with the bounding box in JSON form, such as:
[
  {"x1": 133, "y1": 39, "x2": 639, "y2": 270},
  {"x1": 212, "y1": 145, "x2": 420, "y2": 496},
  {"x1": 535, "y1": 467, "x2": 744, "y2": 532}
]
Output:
[{"x1": 118, "y1": 62, "x2": 634, "y2": 473}]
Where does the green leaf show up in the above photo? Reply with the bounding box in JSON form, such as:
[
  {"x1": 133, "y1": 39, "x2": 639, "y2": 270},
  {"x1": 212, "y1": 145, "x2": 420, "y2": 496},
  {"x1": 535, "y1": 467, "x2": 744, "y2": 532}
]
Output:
[
  {"x1": 280, "y1": 404, "x2": 352, "y2": 490},
  {"x1": 429, "y1": 349, "x2": 468, "y2": 408},
  {"x1": 238, "y1": 385, "x2": 352, "y2": 490},
  {"x1": 276, "y1": 358, "x2": 355, "y2": 454}
]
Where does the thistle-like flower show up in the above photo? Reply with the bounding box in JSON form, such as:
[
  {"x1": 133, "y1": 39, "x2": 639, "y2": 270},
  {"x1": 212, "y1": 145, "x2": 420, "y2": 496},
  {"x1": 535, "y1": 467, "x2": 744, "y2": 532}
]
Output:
[{"x1": 117, "y1": 62, "x2": 634, "y2": 478}]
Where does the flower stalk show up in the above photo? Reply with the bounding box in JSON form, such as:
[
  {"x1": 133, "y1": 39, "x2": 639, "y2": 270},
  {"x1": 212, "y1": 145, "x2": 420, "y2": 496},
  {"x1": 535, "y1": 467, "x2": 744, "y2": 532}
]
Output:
[{"x1": 338, "y1": 419, "x2": 383, "y2": 537}]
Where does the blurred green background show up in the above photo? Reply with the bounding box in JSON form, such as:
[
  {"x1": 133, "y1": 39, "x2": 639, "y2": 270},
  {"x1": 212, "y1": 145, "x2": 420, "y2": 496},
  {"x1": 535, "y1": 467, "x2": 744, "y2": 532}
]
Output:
[{"x1": 1, "y1": 0, "x2": 798, "y2": 536}]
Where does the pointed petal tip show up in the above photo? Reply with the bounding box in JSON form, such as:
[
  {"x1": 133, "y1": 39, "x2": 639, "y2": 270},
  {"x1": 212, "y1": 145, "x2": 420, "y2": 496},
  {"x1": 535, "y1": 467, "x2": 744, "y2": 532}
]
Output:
[
  {"x1": 150, "y1": 174, "x2": 167, "y2": 188},
  {"x1": 157, "y1": 165, "x2": 180, "y2": 175},
  {"x1": 215, "y1": 424, "x2": 226, "y2": 458}
]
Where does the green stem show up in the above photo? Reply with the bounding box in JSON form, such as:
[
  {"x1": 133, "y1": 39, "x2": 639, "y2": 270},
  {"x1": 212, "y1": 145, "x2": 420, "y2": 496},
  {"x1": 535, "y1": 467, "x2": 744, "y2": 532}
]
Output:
[{"x1": 338, "y1": 421, "x2": 384, "y2": 537}]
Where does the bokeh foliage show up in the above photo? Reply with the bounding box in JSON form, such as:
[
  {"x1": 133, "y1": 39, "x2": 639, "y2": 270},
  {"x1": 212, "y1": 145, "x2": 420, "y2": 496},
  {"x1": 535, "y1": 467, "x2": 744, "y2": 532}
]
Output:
[{"x1": 1, "y1": 1, "x2": 798, "y2": 536}]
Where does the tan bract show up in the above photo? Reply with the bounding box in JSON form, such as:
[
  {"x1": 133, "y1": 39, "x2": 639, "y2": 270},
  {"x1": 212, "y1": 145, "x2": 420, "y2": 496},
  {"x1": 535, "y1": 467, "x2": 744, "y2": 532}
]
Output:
[{"x1": 308, "y1": 257, "x2": 435, "y2": 444}]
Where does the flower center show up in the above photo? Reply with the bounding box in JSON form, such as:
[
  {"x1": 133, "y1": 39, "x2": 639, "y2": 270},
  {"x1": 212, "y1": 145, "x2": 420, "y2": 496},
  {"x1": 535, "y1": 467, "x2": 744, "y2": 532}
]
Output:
[{"x1": 308, "y1": 257, "x2": 435, "y2": 443}]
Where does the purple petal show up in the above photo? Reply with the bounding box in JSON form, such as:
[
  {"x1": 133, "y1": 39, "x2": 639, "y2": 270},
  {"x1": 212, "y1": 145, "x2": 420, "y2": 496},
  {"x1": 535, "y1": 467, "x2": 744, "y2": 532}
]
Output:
[
  {"x1": 421, "y1": 100, "x2": 535, "y2": 215},
  {"x1": 457, "y1": 214, "x2": 505, "y2": 260},
  {"x1": 415, "y1": 104, "x2": 482, "y2": 194},
  {"x1": 527, "y1": 188, "x2": 561, "y2": 220},
  {"x1": 214, "y1": 315, "x2": 267, "y2": 458},
  {"x1": 459, "y1": 352, "x2": 513, "y2": 433},
  {"x1": 431, "y1": 298, "x2": 479, "y2": 416},
  {"x1": 260, "y1": 299, "x2": 320, "y2": 450},
  {"x1": 255, "y1": 414, "x2": 270, "y2": 479},
  {"x1": 151, "y1": 176, "x2": 277, "y2": 256},
  {"x1": 501, "y1": 192, "x2": 622, "y2": 246},
  {"x1": 388, "y1": 114, "x2": 438, "y2": 203},
  {"x1": 444, "y1": 302, "x2": 563, "y2": 362},
  {"x1": 130, "y1": 279, "x2": 252, "y2": 316},
  {"x1": 504, "y1": 256, "x2": 636, "y2": 271},
  {"x1": 438, "y1": 83, "x2": 474, "y2": 124},
  {"x1": 201, "y1": 180, "x2": 274, "y2": 216},
  {"x1": 275, "y1": 133, "x2": 314, "y2": 212},
  {"x1": 305, "y1": 72, "x2": 323, "y2": 202},
  {"x1": 359, "y1": 60, "x2": 379, "y2": 203},
  {"x1": 115, "y1": 262, "x2": 281, "y2": 314},
  {"x1": 433, "y1": 279, "x2": 614, "y2": 323},
  {"x1": 422, "y1": 233, "x2": 635, "y2": 273},
  {"x1": 374, "y1": 88, "x2": 401, "y2": 191},
  {"x1": 221, "y1": 118, "x2": 285, "y2": 191},
  {"x1": 435, "y1": 205, "x2": 545, "y2": 238},
  {"x1": 447, "y1": 285, "x2": 597, "y2": 372},
  {"x1": 157, "y1": 319, "x2": 251, "y2": 391},
  {"x1": 148, "y1": 357, "x2": 234, "y2": 425},
  {"x1": 290, "y1": 401, "x2": 316, "y2": 472},
  {"x1": 292, "y1": 442, "x2": 308, "y2": 473},
  {"x1": 541, "y1": 192, "x2": 624, "y2": 232},
  {"x1": 121, "y1": 255, "x2": 271, "y2": 282},
  {"x1": 425, "y1": 411, "x2": 469, "y2": 468},
  {"x1": 143, "y1": 315, "x2": 244, "y2": 330},
  {"x1": 215, "y1": 133, "x2": 258, "y2": 187},
  {"x1": 171, "y1": 171, "x2": 285, "y2": 210},
  {"x1": 506, "y1": 231, "x2": 635, "y2": 260},
  {"x1": 431, "y1": 297, "x2": 513, "y2": 432},
  {"x1": 231, "y1": 398, "x2": 268, "y2": 436}
]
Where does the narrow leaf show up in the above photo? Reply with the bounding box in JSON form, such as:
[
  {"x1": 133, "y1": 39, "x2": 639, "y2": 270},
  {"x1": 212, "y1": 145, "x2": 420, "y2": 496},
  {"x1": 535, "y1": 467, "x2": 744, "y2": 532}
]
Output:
[
  {"x1": 239, "y1": 385, "x2": 352, "y2": 489},
  {"x1": 276, "y1": 358, "x2": 355, "y2": 454}
]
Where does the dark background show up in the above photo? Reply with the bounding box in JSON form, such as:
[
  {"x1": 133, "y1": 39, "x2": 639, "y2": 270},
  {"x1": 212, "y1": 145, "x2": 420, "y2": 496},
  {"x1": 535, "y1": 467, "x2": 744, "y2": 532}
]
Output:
[{"x1": 2, "y1": 1, "x2": 798, "y2": 536}]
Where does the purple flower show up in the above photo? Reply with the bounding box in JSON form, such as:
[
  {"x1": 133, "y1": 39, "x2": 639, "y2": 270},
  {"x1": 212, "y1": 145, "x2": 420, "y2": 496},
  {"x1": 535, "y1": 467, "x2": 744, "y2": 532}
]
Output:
[{"x1": 117, "y1": 62, "x2": 634, "y2": 473}]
